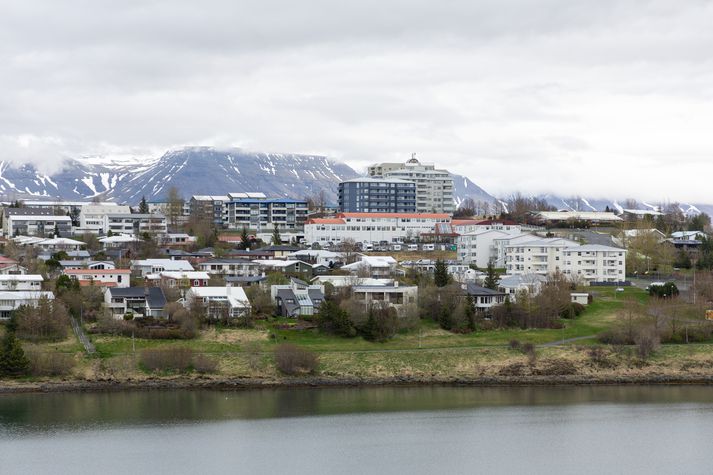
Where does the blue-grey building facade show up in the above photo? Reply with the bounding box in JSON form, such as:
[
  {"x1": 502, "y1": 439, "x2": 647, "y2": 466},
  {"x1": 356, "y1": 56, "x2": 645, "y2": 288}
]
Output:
[{"x1": 338, "y1": 177, "x2": 417, "y2": 213}]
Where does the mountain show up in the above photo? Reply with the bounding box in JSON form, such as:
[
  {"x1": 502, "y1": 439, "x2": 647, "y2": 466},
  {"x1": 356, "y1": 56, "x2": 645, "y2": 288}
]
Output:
[
  {"x1": 0, "y1": 147, "x2": 498, "y2": 208},
  {"x1": 0, "y1": 147, "x2": 361, "y2": 204},
  {"x1": 536, "y1": 194, "x2": 713, "y2": 217}
]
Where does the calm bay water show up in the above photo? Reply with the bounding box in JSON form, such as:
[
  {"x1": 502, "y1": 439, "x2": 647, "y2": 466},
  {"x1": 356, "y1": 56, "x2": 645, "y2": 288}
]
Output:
[{"x1": 1, "y1": 385, "x2": 713, "y2": 474}]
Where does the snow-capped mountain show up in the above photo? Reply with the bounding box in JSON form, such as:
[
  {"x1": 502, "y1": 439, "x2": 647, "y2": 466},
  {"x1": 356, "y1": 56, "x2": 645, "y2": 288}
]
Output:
[
  {"x1": 537, "y1": 194, "x2": 713, "y2": 217},
  {"x1": 0, "y1": 147, "x2": 498, "y2": 207}
]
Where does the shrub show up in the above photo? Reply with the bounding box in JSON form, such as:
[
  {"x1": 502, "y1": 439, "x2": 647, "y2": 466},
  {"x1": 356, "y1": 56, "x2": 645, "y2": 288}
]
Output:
[
  {"x1": 192, "y1": 354, "x2": 218, "y2": 374},
  {"x1": 508, "y1": 339, "x2": 522, "y2": 350},
  {"x1": 26, "y1": 350, "x2": 75, "y2": 377},
  {"x1": 140, "y1": 347, "x2": 195, "y2": 372},
  {"x1": 274, "y1": 344, "x2": 319, "y2": 375},
  {"x1": 635, "y1": 329, "x2": 660, "y2": 360},
  {"x1": 560, "y1": 302, "x2": 585, "y2": 319},
  {"x1": 586, "y1": 346, "x2": 614, "y2": 368},
  {"x1": 522, "y1": 342, "x2": 537, "y2": 366},
  {"x1": 532, "y1": 358, "x2": 578, "y2": 376}
]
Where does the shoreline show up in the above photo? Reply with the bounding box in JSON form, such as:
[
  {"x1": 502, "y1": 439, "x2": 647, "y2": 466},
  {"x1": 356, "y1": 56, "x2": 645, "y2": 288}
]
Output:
[{"x1": 3, "y1": 374, "x2": 713, "y2": 394}]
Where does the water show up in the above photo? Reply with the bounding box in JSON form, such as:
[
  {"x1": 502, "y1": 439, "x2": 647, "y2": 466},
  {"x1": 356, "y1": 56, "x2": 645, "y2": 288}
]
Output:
[{"x1": 2, "y1": 385, "x2": 713, "y2": 474}]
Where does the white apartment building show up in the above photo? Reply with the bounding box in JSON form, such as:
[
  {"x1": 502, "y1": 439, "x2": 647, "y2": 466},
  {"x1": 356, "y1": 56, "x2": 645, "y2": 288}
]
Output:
[
  {"x1": 196, "y1": 258, "x2": 262, "y2": 277},
  {"x1": 504, "y1": 237, "x2": 626, "y2": 285},
  {"x1": 104, "y1": 213, "x2": 167, "y2": 236},
  {"x1": 505, "y1": 238, "x2": 578, "y2": 276},
  {"x1": 0, "y1": 274, "x2": 43, "y2": 291},
  {"x1": 304, "y1": 212, "x2": 451, "y2": 246},
  {"x1": 3, "y1": 208, "x2": 72, "y2": 237},
  {"x1": 457, "y1": 230, "x2": 511, "y2": 268},
  {"x1": 0, "y1": 291, "x2": 55, "y2": 319},
  {"x1": 78, "y1": 205, "x2": 132, "y2": 234},
  {"x1": 368, "y1": 156, "x2": 455, "y2": 214},
  {"x1": 562, "y1": 245, "x2": 627, "y2": 284}
]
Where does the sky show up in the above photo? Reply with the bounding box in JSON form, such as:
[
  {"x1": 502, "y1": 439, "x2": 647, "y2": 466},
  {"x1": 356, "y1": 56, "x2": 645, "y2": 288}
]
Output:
[{"x1": 2, "y1": 0, "x2": 713, "y2": 202}]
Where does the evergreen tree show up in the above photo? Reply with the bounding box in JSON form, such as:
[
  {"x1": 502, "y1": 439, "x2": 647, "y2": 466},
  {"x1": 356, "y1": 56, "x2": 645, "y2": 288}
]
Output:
[
  {"x1": 272, "y1": 224, "x2": 282, "y2": 245},
  {"x1": 0, "y1": 331, "x2": 30, "y2": 378},
  {"x1": 483, "y1": 261, "x2": 500, "y2": 290},
  {"x1": 139, "y1": 196, "x2": 149, "y2": 214},
  {"x1": 240, "y1": 226, "x2": 251, "y2": 250},
  {"x1": 433, "y1": 259, "x2": 450, "y2": 287}
]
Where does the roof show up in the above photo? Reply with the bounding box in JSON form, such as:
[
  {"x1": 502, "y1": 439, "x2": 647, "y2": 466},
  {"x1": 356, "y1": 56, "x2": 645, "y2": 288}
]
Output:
[
  {"x1": 107, "y1": 287, "x2": 167, "y2": 308},
  {"x1": 338, "y1": 212, "x2": 450, "y2": 220},
  {"x1": 36, "y1": 237, "x2": 86, "y2": 246},
  {"x1": 564, "y1": 244, "x2": 625, "y2": 252},
  {"x1": 0, "y1": 291, "x2": 54, "y2": 300},
  {"x1": 0, "y1": 274, "x2": 44, "y2": 282},
  {"x1": 306, "y1": 218, "x2": 346, "y2": 225},
  {"x1": 353, "y1": 283, "x2": 417, "y2": 292},
  {"x1": 188, "y1": 286, "x2": 250, "y2": 308},
  {"x1": 64, "y1": 269, "x2": 131, "y2": 275},
  {"x1": 535, "y1": 211, "x2": 623, "y2": 221},
  {"x1": 341, "y1": 177, "x2": 415, "y2": 184},
  {"x1": 259, "y1": 245, "x2": 301, "y2": 252},
  {"x1": 160, "y1": 271, "x2": 210, "y2": 280},
  {"x1": 131, "y1": 259, "x2": 194, "y2": 271},
  {"x1": 499, "y1": 274, "x2": 547, "y2": 287},
  {"x1": 5, "y1": 208, "x2": 68, "y2": 217},
  {"x1": 465, "y1": 284, "x2": 506, "y2": 297}
]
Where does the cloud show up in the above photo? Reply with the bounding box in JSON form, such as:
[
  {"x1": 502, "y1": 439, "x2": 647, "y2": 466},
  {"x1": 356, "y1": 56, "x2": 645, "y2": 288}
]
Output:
[{"x1": 1, "y1": 0, "x2": 713, "y2": 201}]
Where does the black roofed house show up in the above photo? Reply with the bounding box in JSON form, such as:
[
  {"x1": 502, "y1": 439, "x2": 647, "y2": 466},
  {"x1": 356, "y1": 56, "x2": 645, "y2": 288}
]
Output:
[
  {"x1": 463, "y1": 283, "x2": 507, "y2": 312},
  {"x1": 271, "y1": 277, "x2": 325, "y2": 318},
  {"x1": 258, "y1": 245, "x2": 301, "y2": 259},
  {"x1": 104, "y1": 286, "x2": 167, "y2": 319}
]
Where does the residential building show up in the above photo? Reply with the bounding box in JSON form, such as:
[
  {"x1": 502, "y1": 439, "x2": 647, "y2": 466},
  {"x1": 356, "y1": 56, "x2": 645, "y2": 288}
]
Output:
[
  {"x1": 158, "y1": 271, "x2": 210, "y2": 288},
  {"x1": 258, "y1": 245, "x2": 301, "y2": 258},
  {"x1": 131, "y1": 259, "x2": 195, "y2": 277},
  {"x1": 351, "y1": 282, "x2": 418, "y2": 316},
  {"x1": 498, "y1": 274, "x2": 547, "y2": 302},
  {"x1": 271, "y1": 278, "x2": 325, "y2": 318},
  {"x1": 0, "y1": 256, "x2": 27, "y2": 275},
  {"x1": 463, "y1": 284, "x2": 507, "y2": 311},
  {"x1": 304, "y1": 212, "x2": 451, "y2": 246},
  {"x1": 254, "y1": 259, "x2": 320, "y2": 278},
  {"x1": 341, "y1": 255, "x2": 397, "y2": 278},
  {"x1": 184, "y1": 285, "x2": 251, "y2": 319},
  {"x1": 78, "y1": 205, "x2": 132, "y2": 234},
  {"x1": 456, "y1": 229, "x2": 512, "y2": 268},
  {"x1": 0, "y1": 274, "x2": 43, "y2": 291},
  {"x1": 189, "y1": 195, "x2": 230, "y2": 227},
  {"x1": 104, "y1": 287, "x2": 167, "y2": 318},
  {"x1": 99, "y1": 234, "x2": 142, "y2": 249},
  {"x1": 338, "y1": 177, "x2": 417, "y2": 213},
  {"x1": 0, "y1": 291, "x2": 55, "y2": 319},
  {"x1": 196, "y1": 258, "x2": 262, "y2": 277},
  {"x1": 63, "y1": 269, "x2": 131, "y2": 288},
  {"x1": 533, "y1": 211, "x2": 623, "y2": 226},
  {"x1": 562, "y1": 245, "x2": 627, "y2": 284},
  {"x1": 224, "y1": 197, "x2": 309, "y2": 231},
  {"x1": 59, "y1": 260, "x2": 116, "y2": 270},
  {"x1": 311, "y1": 275, "x2": 394, "y2": 288},
  {"x1": 368, "y1": 155, "x2": 455, "y2": 214},
  {"x1": 505, "y1": 237, "x2": 578, "y2": 276},
  {"x1": 3, "y1": 208, "x2": 72, "y2": 237},
  {"x1": 287, "y1": 250, "x2": 341, "y2": 267},
  {"x1": 104, "y1": 213, "x2": 167, "y2": 235},
  {"x1": 158, "y1": 233, "x2": 197, "y2": 247}
]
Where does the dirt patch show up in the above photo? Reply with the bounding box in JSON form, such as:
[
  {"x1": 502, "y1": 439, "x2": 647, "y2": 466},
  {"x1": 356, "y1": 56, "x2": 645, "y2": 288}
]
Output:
[{"x1": 202, "y1": 328, "x2": 269, "y2": 344}]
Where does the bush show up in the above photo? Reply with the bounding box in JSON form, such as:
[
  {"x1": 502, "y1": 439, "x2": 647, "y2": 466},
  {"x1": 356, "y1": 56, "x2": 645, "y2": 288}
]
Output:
[
  {"x1": 635, "y1": 329, "x2": 660, "y2": 360},
  {"x1": 508, "y1": 339, "x2": 522, "y2": 350},
  {"x1": 521, "y1": 342, "x2": 537, "y2": 366},
  {"x1": 26, "y1": 350, "x2": 75, "y2": 377},
  {"x1": 532, "y1": 358, "x2": 578, "y2": 376},
  {"x1": 192, "y1": 354, "x2": 218, "y2": 374},
  {"x1": 586, "y1": 346, "x2": 614, "y2": 368},
  {"x1": 274, "y1": 344, "x2": 319, "y2": 375},
  {"x1": 15, "y1": 299, "x2": 70, "y2": 343},
  {"x1": 560, "y1": 302, "x2": 585, "y2": 319},
  {"x1": 140, "y1": 347, "x2": 195, "y2": 372}
]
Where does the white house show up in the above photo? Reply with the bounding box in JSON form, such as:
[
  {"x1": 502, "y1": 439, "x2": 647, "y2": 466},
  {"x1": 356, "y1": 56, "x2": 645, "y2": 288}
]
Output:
[
  {"x1": 184, "y1": 285, "x2": 251, "y2": 319},
  {"x1": 0, "y1": 274, "x2": 44, "y2": 291},
  {"x1": 351, "y1": 282, "x2": 418, "y2": 316},
  {"x1": 131, "y1": 259, "x2": 194, "y2": 277},
  {"x1": 304, "y1": 212, "x2": 451, "y2": 246},
  {"x1": 463, "y1": 284, "x2": 507, "y2": 311},
  {"x1": 341, "y1": 255, "x2": 397, "y2": 278},
  {"x1": 0, "y1": 291, "x2": 55, "y2": 319},
  {"x1": 104, "y1": 287, "x2": 167, "y2": 318},
  {"x1": 63, "y1": 268, "x2": 131, "y2": 288},
  {"x1": 498, "y1": 274, "x2": 547, "y2": 302},
  {"x1": 196, "y1": 258, "x2": 262, "y2": 277}
]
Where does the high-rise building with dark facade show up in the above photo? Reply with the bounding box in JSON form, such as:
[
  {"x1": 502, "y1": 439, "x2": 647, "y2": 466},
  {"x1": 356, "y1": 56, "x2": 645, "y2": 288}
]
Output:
[{"x1": 338, "y1": 177, "x2": 417, "y2": 213}]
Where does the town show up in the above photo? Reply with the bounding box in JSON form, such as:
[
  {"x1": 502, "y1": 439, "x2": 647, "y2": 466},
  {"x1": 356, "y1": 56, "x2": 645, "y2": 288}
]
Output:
[{"x1": 0, "y1": 155, "x2": 710, "y2": 381}]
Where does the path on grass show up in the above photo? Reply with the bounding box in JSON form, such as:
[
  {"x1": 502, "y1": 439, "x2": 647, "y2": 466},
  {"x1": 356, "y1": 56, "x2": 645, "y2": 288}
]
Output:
[{"x1": 70, "y1": 316, "x2": 96, "y2": 355}]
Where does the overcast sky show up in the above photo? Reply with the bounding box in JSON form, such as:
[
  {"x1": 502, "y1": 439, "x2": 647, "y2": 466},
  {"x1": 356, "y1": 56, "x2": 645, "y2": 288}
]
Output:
[{"x1": 2, "y1": 0, "x2": 713, "y2": 202}]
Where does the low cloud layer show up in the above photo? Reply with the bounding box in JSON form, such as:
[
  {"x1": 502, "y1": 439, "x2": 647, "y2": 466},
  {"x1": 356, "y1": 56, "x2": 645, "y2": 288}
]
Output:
[{"x1": 2, "y1": 0, "x2": 713, "y2": 201}]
